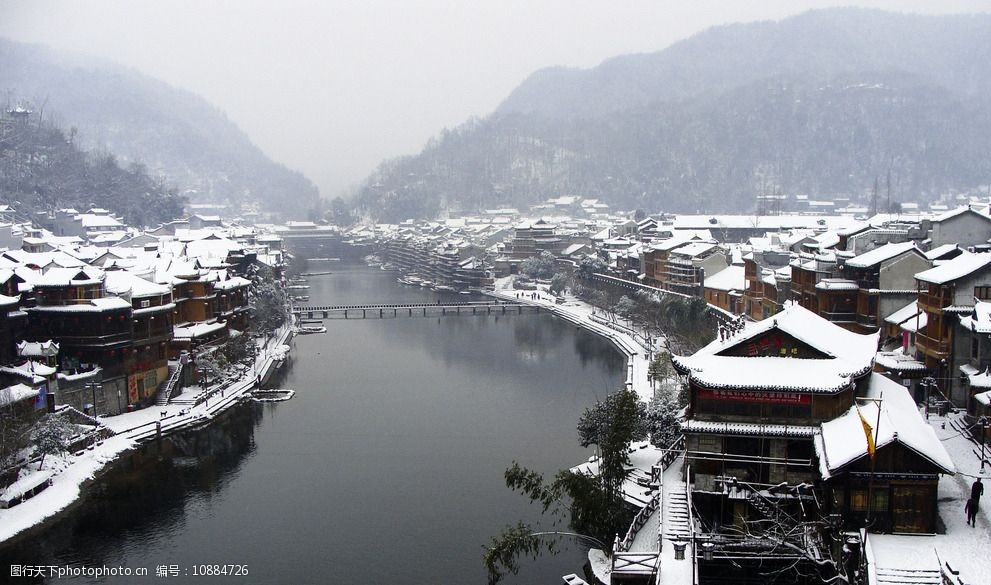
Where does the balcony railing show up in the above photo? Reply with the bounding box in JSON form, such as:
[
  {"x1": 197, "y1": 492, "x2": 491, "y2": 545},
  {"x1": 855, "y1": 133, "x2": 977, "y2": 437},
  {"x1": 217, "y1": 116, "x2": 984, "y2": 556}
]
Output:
[
  {"x1": 917, "y1": 292, "x2": 949, "y2": 314},
  {"x1": 57, "y1": 332, "x2": 132, "y2": 348},
  {"x1": 916, "y1": 332, "x2": 951, "y2": 358},
  {"x1": 820, "y1": 310, "x2": 857, "y2": 323}
]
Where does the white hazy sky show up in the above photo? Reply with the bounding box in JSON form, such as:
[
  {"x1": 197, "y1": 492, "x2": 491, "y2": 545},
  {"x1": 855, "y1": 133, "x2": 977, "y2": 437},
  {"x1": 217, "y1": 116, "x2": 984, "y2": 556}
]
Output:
[{"x1": 1, "y1": 0, "x2": 989, "y2": 199}]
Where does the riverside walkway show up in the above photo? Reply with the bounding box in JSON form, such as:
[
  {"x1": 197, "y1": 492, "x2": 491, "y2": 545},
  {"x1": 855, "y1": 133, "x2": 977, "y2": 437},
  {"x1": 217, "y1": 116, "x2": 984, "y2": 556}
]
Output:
[{"x1": 0, "y1": 322, "x2": 295, "y2": 545}]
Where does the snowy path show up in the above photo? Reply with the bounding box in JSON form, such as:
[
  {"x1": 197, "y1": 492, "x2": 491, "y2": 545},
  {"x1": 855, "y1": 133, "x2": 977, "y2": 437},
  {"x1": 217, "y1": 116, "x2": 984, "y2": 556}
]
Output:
[
  {"x1": 0, "y1": 323, "x2": 294, "y2": 545},
  {"x1": 929, "y1": 412, "x2": 991, "y2": 585}
]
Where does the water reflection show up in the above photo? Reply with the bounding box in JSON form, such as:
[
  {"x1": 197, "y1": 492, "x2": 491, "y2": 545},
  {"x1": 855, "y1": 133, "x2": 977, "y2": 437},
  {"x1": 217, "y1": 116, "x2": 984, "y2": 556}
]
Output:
[
  {"x1": 1, "y1": 263, "x2": 625, "y2": 584},
  {"x1": 0, "y1": 405, "x2": 263, "y2": 582}
]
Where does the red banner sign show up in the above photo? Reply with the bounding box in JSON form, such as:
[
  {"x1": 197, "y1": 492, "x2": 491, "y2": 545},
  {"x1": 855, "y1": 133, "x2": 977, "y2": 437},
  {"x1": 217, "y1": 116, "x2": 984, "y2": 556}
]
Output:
[{"x1": 698, "y1": 388, "x2": 811, "y2": 405}]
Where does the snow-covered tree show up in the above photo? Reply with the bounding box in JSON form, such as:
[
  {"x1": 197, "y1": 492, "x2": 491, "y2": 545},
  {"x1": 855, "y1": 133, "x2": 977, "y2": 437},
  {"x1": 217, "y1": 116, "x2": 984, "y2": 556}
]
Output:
[
  {"x1": 249, "y1": 269, "x2": 287, "y2": 333},
  {"x1": 519, "y1": 252, "x2": 556, "y2": 280},
  {"x1": 32, "y1": 414, "x2": 73, "y2": 470},
  {"x1": 646, "y1": 394, "x2": 681, "y2": 449}
]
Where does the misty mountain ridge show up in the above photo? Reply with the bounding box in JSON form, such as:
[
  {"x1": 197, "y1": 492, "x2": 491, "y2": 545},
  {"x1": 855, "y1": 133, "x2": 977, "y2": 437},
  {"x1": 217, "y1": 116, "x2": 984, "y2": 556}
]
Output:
[
  {"x1": 0, "y1": 38, "x2": 321, "y2": 219},
  {"x1": 497, "y1": 9, "x2": 991, "y2": 119},
  {"x1": 357, "y1": 8, "x2": 991, "y2": 221}
]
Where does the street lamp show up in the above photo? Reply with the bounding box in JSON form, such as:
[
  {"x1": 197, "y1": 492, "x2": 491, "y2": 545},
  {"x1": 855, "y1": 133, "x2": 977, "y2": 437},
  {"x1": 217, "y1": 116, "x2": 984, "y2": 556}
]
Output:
[
  {"x1": 980, "y1": 416, "x2": 989, "y2": 472},
  {"x1": 921, "y1": 376, "x2": 936, "y2": 420}
]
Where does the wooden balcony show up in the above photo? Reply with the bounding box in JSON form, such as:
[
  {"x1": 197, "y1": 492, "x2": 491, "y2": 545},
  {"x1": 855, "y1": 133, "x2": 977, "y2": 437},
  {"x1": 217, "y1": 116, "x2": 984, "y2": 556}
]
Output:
[{"x1": 916, "y1": 332, "x2": 951, "y2": 359}]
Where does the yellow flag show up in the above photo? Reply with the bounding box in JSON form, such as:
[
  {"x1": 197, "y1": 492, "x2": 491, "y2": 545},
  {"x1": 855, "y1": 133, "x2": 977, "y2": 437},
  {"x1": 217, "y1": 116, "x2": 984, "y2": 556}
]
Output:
[{"x1": 857, "y1": 406, "x2": 876, "y2": 461}]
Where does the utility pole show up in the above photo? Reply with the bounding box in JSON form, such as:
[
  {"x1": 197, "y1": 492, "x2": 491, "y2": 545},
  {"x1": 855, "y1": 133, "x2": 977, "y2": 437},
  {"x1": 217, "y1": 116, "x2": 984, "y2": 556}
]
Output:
[
  {"x1": 981, "y1": 416, "x2": 989, "y2": 472},
  {"x1": 870, "y1": 176, "x2": 879, "y2": 217}
]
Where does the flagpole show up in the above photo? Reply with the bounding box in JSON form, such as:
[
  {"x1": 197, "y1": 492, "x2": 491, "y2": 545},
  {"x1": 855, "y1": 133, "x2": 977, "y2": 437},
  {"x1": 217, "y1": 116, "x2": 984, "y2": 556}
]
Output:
[{"x1": 857, "y1": 394, "x2": 884, "y2": 527}]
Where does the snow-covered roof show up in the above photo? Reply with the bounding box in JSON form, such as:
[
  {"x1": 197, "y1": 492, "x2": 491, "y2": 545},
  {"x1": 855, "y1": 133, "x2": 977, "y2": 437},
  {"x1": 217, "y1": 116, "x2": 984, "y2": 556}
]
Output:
[
  {"x1": 174, "y1": 321, "x2": 226, "y2": 340},
  {"x1": 670, "y1": 242, "x2": 718, "y2": 258},
  {"x1": 932, "y1": 205, "x2": 991, "y2": 224},
  {"x1": 874, "y1": 349, "x2": 927, "y2": 373},
  {"x1": 16, "y1": 340, "x2": 58, "y2": 358},
  {"x1": 0, "y1": 383, "x2": 36, "y2": 407},
  {"x1": 815, "y1": 374, "x2": 954, "y2": 478},
  {"x1": 104, "y1": 271, "x2": 171, "y2": 299},
  {"x1": 958, "y1": 301, "x2": 991, "y2": 334},
  {"x1": 703, "y1": 265, "x2": 745, "y2": 292},
  {"x1": 213, "y1": 275, "x2": 251, "y2": 291},
  {"x1": 676, "y1": 355, "x2": 857, "y2": 393},
  {"x1": 30, "y1": 296, "x2": 131, "y2": 312},
  {"x1": 924, "y1": 243, "x2": 959, "y2": 260},
  {"x1": 677, "y1": 302, "x2": 879, "y2": 373},
  {"x1": 815, "y1": 278, "x2": 859, "y2": 291},
  {"x1": 79, "y1": 214, "x2": 124, "y2": 228},
  {"x1": 681, "y1": 419, "x2": 816, "y2": 438},
  {"x1": 915, "y1": 252, "x2": 991, "y2": 285},
  {"x1": 884, "y1": 300, "x2": 921, "y2": 326},
  {"x1": 844, "y1": 241, "x2": 920, "y2": 269},
  {"x1": 32, "y1": 266, "x2": 103, "y2": 287},
  {"x1": 864, "y1": 534, "x2": 942, "y2": 585}
]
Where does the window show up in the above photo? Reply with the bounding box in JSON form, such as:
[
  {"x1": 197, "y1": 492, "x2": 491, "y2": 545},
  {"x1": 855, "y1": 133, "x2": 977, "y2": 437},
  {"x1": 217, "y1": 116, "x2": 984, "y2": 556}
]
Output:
[
  {"x1": 976, "y1": 286, "x2": 991, "y2": 301},
  {"x1": 851, "y1": 489, "x2": 868, "y2": 512},
  {"x1": 697, "y1": 435, "x2": 722, "y2": 454},
  {"x1": 872, "y1": 489, "x2": 889, "y2": 512}
]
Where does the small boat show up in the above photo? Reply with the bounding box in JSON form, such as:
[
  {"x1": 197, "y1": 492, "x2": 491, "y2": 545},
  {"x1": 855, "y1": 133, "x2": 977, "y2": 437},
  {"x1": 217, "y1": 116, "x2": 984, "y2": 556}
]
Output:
[
  {"x1": 381, "y1": 263, "x2": 396, "y2": 271},
  {"x1": 297, "y1": 325, "x2": 326, "y2": 335},
  {"x1": 433, "y1": 285, "x2": 455, "y2": 293},
  {"x1": 287, "y1": 284, "x2": 310, "y2": 290},
  {"x1": 302, "y1": 271, "x2": 333, "y2": 276},
  {"x1": 419, "y1": 280, "x2": 433, "y2": 288},
  {"x1": 251, "y1": 389, "x2": 295, "y2": 402},
  {"x1": 293, "y1": 295, "x2": 309, "y2": 302},
  {"x1": 458, "y1": 290, "x2": 472, "y2": 295}
]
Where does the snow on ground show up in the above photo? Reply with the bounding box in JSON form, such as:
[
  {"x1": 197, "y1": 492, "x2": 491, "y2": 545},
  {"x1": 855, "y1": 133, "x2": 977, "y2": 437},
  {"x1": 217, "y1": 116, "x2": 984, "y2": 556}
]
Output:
[
  {"x1": 0, "y1": 434, "x2": 135, "y2": 543},
  {"x1": 0, "y1": 323, "x2": 293, "y2": 545},
  {"x1": 928, "y1": 411, "x2": 991, "y2": 585}
]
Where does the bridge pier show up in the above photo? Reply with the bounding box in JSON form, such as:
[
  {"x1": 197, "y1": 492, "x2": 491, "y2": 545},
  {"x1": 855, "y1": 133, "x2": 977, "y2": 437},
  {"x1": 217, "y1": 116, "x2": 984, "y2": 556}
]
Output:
[
  {"x1": 323, "y1": 311, "x2": 328, "y2": 318},
  {"x1": 394, "y1": 308, "x2": 397, "y2": 317},
  {"x1": 344, "y1": 309, "x2": 348, "y2": 319},
  {"x1": 502, "y1": 306, "x2": 506, "y2": 314},
  {"x1": 422, "y1": 307, "x2": 426, "y2": 316},
  {"x1": 409, "y1": 308, "x2": 412, "y2": 316},
  {"x1": 379, "y1": 308, "x2": 383, "y2": 318},
  {"x1": 362, "y1": 309, "x2": 366, "y2": 318}
]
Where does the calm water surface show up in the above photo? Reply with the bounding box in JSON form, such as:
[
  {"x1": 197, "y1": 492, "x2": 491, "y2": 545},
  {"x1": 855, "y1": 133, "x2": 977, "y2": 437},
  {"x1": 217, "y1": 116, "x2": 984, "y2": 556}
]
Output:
[{"x1": 1, "y1": 261, "x2": 625, "y2": 584}]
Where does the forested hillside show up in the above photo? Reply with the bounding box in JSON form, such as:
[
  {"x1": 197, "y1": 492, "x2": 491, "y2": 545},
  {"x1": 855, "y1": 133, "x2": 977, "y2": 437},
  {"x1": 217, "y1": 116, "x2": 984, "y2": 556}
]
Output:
[
  {"x1": 0, "y1": 38, "x2": 321, "y2": 219},
  {"x1": 0, "y1": 111, "x2": 185, "y2": 227},
  {"x1": 355, "y1": 9, "x2": 991, "y2": 221}
]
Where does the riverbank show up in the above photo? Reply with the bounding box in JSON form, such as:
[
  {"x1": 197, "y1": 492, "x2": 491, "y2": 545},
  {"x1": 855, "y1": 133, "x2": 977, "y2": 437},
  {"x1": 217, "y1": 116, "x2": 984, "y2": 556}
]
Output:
[
  {"x1": 490, "y1": 280, "x2": 659, "y2": 403},
  {"x1": 0, "y1": 323, "x2": 294, "y2": 546}
]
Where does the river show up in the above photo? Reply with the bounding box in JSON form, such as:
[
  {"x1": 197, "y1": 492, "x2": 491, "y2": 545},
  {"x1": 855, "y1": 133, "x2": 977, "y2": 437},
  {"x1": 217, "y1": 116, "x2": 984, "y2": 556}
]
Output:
[{"x1": 1, "y1": 261, "x2": 626, "y2": 584}]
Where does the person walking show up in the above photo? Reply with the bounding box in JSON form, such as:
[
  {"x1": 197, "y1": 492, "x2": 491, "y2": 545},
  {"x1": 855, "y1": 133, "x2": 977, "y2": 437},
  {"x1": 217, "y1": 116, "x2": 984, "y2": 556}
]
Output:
[
  {"x1": 972, "y1": 477, "x2": 984, "y2": 506},
  {"x1": 966, "y1": 497, "x2": 978, "y2": 527}
]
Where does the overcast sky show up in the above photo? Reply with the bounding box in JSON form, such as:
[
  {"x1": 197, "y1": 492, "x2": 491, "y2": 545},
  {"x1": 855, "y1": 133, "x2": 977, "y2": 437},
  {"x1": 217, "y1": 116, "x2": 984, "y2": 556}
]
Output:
[{"x1": 1, "y1": 0, "x2": 989, "y2": 199}]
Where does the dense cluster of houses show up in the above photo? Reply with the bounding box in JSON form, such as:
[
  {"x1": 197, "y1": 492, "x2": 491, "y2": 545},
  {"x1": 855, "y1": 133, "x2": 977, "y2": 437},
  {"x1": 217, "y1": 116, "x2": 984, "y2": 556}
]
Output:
[
  {"x1": 343, "y1": 196, "x2": 991, "y2": 583},
  {"x1": 0, "y1": 209, "x2": 285, "y2": 420},
  {"x1": 354, "y1": 202, "x2": 991, "y2": 433}
]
